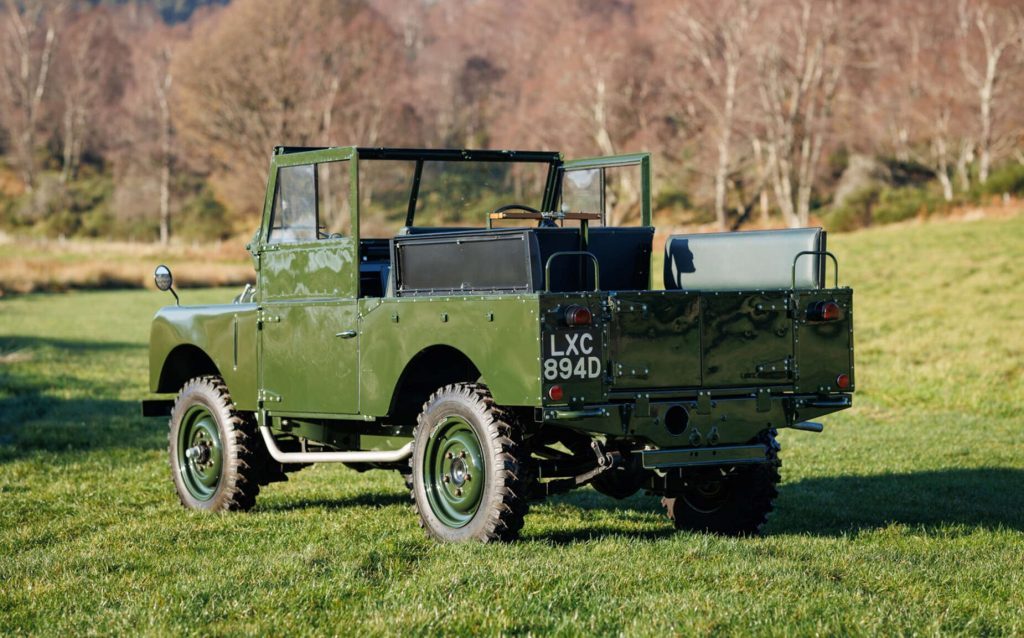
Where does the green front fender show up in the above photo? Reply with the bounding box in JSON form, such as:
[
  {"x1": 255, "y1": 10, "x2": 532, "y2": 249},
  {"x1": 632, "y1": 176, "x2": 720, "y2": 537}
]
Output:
[{"x1": 149, "y1": 303, "x2": 259, "y2": 410}]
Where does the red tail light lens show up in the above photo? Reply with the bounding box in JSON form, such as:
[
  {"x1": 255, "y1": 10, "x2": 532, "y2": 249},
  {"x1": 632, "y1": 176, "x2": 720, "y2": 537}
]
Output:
[
  {"x1": 565, "y1": 305, "x2": 592, "y2": 327},
  {"x1": 547, "y1": 385, "x2": 564, "y2": 401},
  {"x1": 808, "y1": 301, "x2": 842, "y2": 321},
  {"x1": 836, "y1": 374, "x2": 851, "y2": 389}
]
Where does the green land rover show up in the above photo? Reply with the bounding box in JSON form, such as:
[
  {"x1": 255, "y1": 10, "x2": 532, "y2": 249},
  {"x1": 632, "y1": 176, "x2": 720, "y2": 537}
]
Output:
[{"x1": 143, "y1": 146, "x2": 854, "y2": 542}]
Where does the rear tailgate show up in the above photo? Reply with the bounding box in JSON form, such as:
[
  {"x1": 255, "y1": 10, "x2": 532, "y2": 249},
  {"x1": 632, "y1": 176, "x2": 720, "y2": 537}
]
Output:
[
  {"x1": 605, "y1": 290, "x2": 794, "y2": 391},
  {"x1": 603, "y1": 289, "x2": 852, "y2": 393},
  {"x1": 541, "y1": 288, "x2": 853, "y2": 399}
]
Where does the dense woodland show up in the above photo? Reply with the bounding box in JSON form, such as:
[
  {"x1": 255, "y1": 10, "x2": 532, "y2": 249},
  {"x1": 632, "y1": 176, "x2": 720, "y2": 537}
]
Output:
[{"x1": 1, "y1": 0, "x2": 1023, "y2": 243}]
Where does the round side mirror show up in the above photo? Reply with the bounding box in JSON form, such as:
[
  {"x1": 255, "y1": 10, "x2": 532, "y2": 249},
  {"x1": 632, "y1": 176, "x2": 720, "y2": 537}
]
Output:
[{"x1": 154, "y1": 265, "x2": 173, "y2": 291}]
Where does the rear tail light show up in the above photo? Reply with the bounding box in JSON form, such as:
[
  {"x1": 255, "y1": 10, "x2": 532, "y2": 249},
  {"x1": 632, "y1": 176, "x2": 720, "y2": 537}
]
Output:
[
  {"x1": 547, "y1": 385, "x2": 564, "y2": 401},
  {"x1": 808, "y1": 301, "x2": 842, "y2": 322},
  {"x1": 565, "y1": 305, "x2": 592, "y2": 327},
  {"x1": 836, "y1": 374, "x2": 851, "y2": 389}
]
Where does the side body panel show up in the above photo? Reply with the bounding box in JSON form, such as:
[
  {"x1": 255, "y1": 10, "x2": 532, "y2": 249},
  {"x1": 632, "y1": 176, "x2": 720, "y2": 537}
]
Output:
[
  {"x1": 149, "y1": 304, "x2": 259, "y2": 410},
  {"x1": 357, "y1": 295, "x2": 543, "y2": 415}
]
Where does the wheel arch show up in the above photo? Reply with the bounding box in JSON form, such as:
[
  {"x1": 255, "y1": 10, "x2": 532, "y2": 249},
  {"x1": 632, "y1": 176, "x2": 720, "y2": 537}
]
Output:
[
  {"x1": 386, "y1": 345, "x2": 482, "y2": 425},
  {"x1": 157, "y1": 344, "x2": 222, "y2": 394}
]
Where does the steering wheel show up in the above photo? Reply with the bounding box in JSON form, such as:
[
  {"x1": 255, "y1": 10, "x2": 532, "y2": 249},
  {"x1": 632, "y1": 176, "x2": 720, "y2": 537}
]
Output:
[
  {"x1": 493, "y1": 203, "x2": 541, "y2": 215},
  {"x1": 492, "y1": 203, "x2": 558, "y2": 227}
]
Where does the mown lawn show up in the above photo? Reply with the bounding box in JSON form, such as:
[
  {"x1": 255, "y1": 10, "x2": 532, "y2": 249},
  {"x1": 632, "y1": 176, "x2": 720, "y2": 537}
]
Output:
[{"x1": 1, "y1": 216, "x2": 1022, "y2": 636}]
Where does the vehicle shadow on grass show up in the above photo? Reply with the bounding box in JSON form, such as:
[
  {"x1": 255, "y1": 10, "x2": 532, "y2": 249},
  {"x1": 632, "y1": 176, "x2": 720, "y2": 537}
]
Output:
[
  {"x1": 771, "y1": 468, "x2": 1024, "y2": 535},
  {"x1": 0, "y1": 335, "x2": 140, "y2": 354},
  {"x1": 524, "y1": 468, "x2": 1024, "y2": 542},
  {"x1": 257, "y1": 492, "x2": 410, "y2": 512},
  {"x1": 0, "y1": 335, "x2": 159, "y2": 462}
]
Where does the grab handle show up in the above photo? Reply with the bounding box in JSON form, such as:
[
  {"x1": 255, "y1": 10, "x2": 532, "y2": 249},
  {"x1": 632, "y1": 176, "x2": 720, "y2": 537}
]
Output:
[
  {"x1": 545, "y1": 251, "x2": 600, "y2": 292},
  {"x1": 792, "y1": 250, "x2": 838, "y2": 289}
]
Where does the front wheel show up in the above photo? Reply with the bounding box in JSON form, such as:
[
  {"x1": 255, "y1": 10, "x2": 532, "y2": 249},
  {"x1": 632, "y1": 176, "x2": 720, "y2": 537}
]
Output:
[
  {"x1": 410, "y1": 383, "x2": 528, "y2": 542},
  {"x1": 168, "y1": 375, "x2": 262, "y2": 512}
]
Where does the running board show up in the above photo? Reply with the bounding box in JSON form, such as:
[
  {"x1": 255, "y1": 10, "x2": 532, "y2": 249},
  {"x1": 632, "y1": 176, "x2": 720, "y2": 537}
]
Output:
[{"x1": 258, "y1": 426, "x2": 414, "y2": 464}]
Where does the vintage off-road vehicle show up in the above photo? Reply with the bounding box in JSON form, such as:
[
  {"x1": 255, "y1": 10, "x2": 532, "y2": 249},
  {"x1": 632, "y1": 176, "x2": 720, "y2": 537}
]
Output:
[{"x1": 143, "y1": 146, "x2": 854, "y2": 542}]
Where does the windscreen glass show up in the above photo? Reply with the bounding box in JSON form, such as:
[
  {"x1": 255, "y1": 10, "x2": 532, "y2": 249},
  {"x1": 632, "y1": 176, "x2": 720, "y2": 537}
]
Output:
[
  {"x1": 359, "y1": 159, "x2": 550, "y2": 237},
  {"x1": 560, "y1": 163, "x2": 643, "y2": 227}
]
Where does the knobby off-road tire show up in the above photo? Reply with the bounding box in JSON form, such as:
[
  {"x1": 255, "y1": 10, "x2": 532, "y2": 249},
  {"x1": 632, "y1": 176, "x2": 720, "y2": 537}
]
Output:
[
  {"x1": 662, "y1": 430, "x2": 781, "y2": 536},
  {"x1": 168, "y1": 375, "x2": 261, "y2": 512},
  {"x1": 410, "y1": 383, "x2": 528, "y2": 542}
]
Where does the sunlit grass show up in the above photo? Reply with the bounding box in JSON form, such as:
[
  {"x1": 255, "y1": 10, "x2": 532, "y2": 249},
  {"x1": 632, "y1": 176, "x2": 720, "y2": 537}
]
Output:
[{"x1": 1, "y1": 215, "x2": 1022, "y2": 635}]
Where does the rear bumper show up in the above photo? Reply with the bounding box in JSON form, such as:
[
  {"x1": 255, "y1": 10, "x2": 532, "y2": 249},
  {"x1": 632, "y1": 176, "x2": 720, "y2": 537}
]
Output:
[
  {"x1": 541, "y1": 392, "x2": 852, "y2": 448},
  {"x1": 639, "y1": 443, "x2": 769, "y2": 469}
]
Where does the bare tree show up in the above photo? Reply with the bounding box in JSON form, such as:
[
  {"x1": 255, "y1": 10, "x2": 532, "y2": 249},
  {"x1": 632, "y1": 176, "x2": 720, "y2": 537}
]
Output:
[
  {"x1": 671, "y1": 0, "x2": 759, "y2": 230},
  {"x1": 174, "y1": 0, "x2": 407, "y2": 215},
  {"x1": 0, "y1": 0, "x2": 64, "y2": 192},
  {"x1": 875, "y1": 4, "x2": 968, "y2": 201},
  {"x1": 957, "y1": 0, "x2": 1024, "y2": 184},
  {"x1": 55, "y1": 8, "x2": 129, "y2": 184},
  {"x1": 755, "y1": 0, "x2": 847, "y2": 227}
]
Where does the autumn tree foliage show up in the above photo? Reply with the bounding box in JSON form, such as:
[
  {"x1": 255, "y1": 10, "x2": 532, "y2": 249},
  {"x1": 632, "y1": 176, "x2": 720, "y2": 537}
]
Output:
[{"x1": 1, "y1": 0, "x2": 1023, "y2": 240}]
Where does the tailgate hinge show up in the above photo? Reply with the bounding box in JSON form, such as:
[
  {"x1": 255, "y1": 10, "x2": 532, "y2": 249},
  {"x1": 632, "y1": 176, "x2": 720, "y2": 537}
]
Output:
[
  {"x1": 611, "y1": 360, "x2": 650, "y2": 380},
  {"x1": 609, "y1": 298, "x2": 649, "y2": 319}
]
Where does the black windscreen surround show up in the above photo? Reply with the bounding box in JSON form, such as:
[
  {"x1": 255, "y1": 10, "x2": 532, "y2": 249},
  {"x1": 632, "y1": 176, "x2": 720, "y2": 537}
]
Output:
[{"x1": 392, "y1": 229, "x2": 539, "y2": 295}]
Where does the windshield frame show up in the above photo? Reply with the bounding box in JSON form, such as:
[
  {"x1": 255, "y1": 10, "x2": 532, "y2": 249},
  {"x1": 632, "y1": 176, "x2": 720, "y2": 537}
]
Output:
[
  {"x1": 355, "y1": 147, "x2": 562, "y2": 230},
  {"x1": 259, "y1": 146, "x2": 563, "y2": 246}
]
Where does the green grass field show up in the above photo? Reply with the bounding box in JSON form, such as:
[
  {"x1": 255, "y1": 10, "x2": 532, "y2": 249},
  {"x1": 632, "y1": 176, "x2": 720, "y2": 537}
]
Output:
[{"x1": 2, "y1": 216, "x2": 1023, "y2": 636}]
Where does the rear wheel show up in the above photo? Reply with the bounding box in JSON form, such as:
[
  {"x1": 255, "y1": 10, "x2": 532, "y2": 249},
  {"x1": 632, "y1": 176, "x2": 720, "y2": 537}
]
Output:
[
  {"x1": 168, "y1": 375, "x2": 261, "y2": 512},
  {"x1": 410, "y1": 383, "x2": 527, "y2": 542},
  {"x1": 662, "y1": 431, "x2": 781, "y2": 535}
]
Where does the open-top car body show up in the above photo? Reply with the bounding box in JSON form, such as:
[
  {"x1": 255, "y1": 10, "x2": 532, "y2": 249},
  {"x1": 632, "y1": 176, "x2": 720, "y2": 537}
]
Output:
[{"x1": 144, "y1": 146, "x2": 854, "y2": 541}]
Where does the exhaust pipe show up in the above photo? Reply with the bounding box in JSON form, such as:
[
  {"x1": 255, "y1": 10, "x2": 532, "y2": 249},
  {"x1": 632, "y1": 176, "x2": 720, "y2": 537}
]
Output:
[
  {"x1": 787, "y1": 421, "x2": 824, "y2": 433},
  {"x1": 258, "y1": 426, "x2": 414, "y2": 464}
]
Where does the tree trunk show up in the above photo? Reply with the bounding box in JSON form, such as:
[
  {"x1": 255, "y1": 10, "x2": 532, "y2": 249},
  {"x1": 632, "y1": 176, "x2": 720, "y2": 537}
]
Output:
[
  {"x1": 956, "y1": 140, "x2": 973, "y2": 192},
  {"x1": 156, "y1": 47, "x2": 173, "y2": 246},
  {"x1": 159, "y1": 159, "x2": 171, "y2": 246},
  {"x1": 978, "y1": 72, "x2": 993, "y2": 183},
  {"x1": 937, "y1": 171, "x2": 953, "y2": 202},
  {"x1": 932, "y1": 134, "x2": 954, "y2": 202},
  {"x1": 713, "y1": 62, "x2": 738, "y2": 231},
  {"x1": 751, "y1": 138, "x2": 770, "y2": 224},
  {"x1": 60, "y1": 95, "x2": 75, "y2": 185}
]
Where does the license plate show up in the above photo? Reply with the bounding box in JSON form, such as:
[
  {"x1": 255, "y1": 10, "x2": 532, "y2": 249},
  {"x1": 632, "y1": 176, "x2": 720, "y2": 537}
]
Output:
[{"x1": 543, "y1": 329, "x2": 602, "y2": 381}]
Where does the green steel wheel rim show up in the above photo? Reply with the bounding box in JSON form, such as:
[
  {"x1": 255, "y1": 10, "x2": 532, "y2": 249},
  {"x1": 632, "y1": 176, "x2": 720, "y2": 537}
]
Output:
[
  {"x1": 422, "y1": 415, "x2": 485, "y2": 528},
  {"x1": 176, "y1": 404, "x2": 223, "y2": 501}
]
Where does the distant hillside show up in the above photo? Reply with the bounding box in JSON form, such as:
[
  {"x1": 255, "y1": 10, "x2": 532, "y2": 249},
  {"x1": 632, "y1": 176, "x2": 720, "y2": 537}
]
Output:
[{"x1": 90, "y1": 0, "x2": 229, "y2": 23}]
